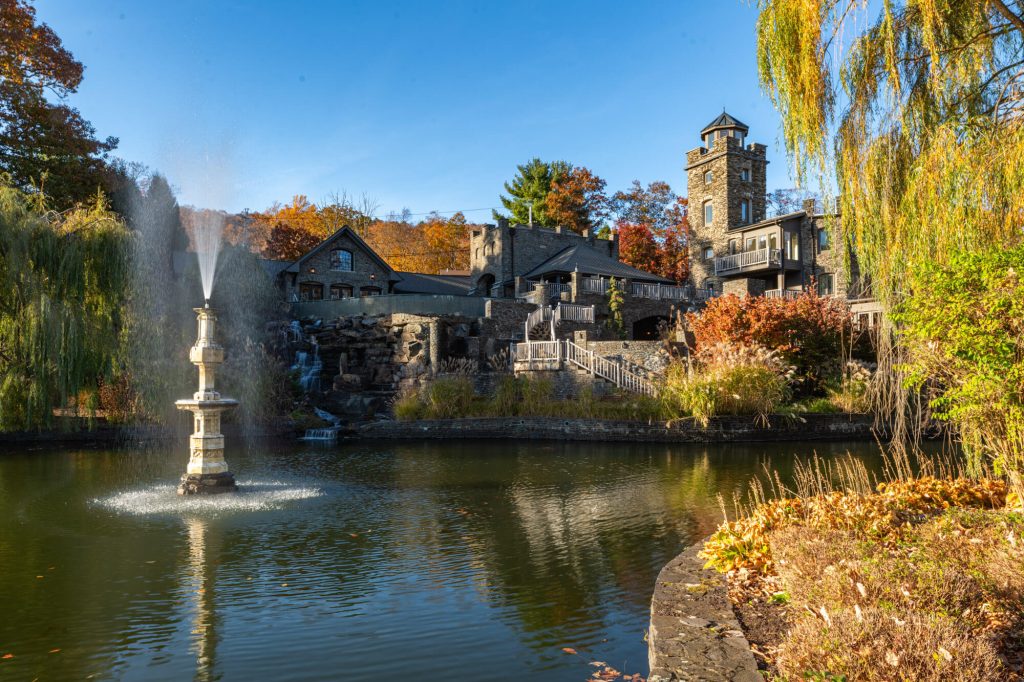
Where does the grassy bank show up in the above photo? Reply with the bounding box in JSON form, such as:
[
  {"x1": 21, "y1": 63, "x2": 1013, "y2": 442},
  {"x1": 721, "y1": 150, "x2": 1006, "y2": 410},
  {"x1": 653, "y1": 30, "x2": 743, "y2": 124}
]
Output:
[{"x1": 700, "y1": 469, "x2": 1023, "y2": 680}]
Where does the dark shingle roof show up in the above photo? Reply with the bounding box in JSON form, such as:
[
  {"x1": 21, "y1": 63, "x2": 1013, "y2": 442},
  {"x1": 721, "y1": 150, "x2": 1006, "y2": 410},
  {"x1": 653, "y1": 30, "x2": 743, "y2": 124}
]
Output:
[
  {"x1": 259, "y1": 259, "x2": 292, "y2": 279},
  {"x1": 284, "y1": 226, "x2": 398, "y2": 280},
  {"x1": 522, "y1": 244, "x2": 673, "y2": 283},
  {"x1": 701, "y1": 111, "x2": 748, "y2": 133},
  {"x1": 393, "y1": 271, "x2": 473, "y2": 295}
]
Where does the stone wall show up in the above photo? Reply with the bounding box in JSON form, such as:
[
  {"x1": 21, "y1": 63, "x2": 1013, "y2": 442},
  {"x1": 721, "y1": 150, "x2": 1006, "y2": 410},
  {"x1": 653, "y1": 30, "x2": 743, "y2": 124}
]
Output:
[
  {"x1": 483, "y1": 298, "x2": 536, "y2": 339},
  {"x1": 648, "y1": 543, "x2": 760, "y2": 682},
  {"x1": 584, "y1": 340, "x2": 668, "y2": 374},
  {"x1": 359, "y1": 413, "x2": 879, "y2": 443}
]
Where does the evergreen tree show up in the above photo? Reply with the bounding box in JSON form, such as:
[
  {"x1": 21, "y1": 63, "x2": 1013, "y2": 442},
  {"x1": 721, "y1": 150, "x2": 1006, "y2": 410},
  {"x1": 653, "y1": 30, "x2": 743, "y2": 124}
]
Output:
[{"x1": 494, "y1": 158, "x2": 570, "y2": 227}]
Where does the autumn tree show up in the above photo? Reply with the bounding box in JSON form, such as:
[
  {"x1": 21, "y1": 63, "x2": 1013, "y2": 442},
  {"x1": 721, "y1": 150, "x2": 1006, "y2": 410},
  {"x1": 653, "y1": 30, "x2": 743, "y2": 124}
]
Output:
[
  {"x1": 0, "y1": 0, "x2": 117, "y2": 208},
  {"x1": 766, "y1": 187, "x2": 816, "y2": 217},
  {"x1": 612, "y1": 181, "x2": 688, "y2": 281},
  {"x1": 421, "y1": 211, "x2": 470, "y2": 272},
  {"x1": 617, "y1": 222, "x2": 659, "y2": 274},
  {"x1": 262, "y1": 221, "x2": 321, "y2": 261},
  {"x1": 545, "y1": 166, "x2": 609, "y2": 233}
]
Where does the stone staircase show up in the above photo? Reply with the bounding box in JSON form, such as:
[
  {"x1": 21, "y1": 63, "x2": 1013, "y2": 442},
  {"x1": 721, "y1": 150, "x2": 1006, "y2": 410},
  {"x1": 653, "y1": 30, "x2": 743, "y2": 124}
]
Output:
[{"x1": 524, "y1": 303, "x2": 596, "y2": 341}]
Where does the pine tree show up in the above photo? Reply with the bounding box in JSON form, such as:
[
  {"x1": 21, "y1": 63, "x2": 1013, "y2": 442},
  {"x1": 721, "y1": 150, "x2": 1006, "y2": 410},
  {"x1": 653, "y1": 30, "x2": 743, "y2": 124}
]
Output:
[{"x1": 494, "y1": 158, "x2": 570, "y2": 226}]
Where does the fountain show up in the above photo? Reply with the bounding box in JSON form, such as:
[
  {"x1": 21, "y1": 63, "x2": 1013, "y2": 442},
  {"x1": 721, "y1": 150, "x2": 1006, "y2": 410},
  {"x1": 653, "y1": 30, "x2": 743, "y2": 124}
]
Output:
[{"x1": 175, "y1": 302, "x2": 239, "y2": 495}]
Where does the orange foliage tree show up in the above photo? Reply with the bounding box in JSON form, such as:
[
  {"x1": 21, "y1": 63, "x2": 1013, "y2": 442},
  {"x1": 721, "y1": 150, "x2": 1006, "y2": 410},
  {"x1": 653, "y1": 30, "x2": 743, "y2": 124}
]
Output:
[
  {"x1": 546, "y1": 166, "x2": 609, "y2": 234},
  {"x1": 612, "y1": 181, "x2": 688, "y2": 281},
  {"x1": 365, "y1": 212, "x2": 472, "y2": 273},
  {"x1": 687, "y1": 292, "x2": 855, "y2": 393}
]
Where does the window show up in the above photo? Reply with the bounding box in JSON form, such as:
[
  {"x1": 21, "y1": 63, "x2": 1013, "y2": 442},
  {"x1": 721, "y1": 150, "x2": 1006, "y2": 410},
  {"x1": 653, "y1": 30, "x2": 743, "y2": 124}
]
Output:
[
  {"x1": 768, "y1": 233, "x2": 778, "y2": 252},
  {"x1": 329, "y1": 284, "x2": 353, "y2": 300},
  {"x1": 785, "y1": 232, "x2": 800, "y2": 260},
  {"x1": 330, "y1": 249, "x2": 353, "y2": 271},
  {"x1": 740, "y1": 168, "x2": 751, "y2": 182},
  {"x1": 818, "y1": 227, "x2": 831, "y2": 251},
  {"x1": 757, "y1": 235, "x2": 767, "y2": 251},
  {"x1": 360, "y1": 286, "x2": 382, "y2": 297},
  {"x1": 817, "y1": 273, "x2": 835, "y2": 296},
  {"x1": 299, "y1": 282, "x2": 323, "y2": 301},
  {"x1": 704, "y1": 170, "x2": 713, "y2": 184},
  {"x1": 703, "y1": 200, "x2": 713, "y2": 225},
  {"x1": 740, "y1": 199, "x2": 750, "y2": 224},
  {"x1": 745, "y1": 237, "x2": 756, "y2": 252},
  {"x1": 703, "y1": 246, "x2": 714, "y2": 260},
  {"x1": 728, "y1": 239, "x2": 737, "y2": 255}
]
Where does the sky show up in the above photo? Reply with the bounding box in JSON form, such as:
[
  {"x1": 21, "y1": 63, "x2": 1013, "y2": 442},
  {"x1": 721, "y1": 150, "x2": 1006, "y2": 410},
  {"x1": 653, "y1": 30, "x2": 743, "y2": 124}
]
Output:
[{"x1": 34, "y1": 0, "x2": 799, "y2": 218}]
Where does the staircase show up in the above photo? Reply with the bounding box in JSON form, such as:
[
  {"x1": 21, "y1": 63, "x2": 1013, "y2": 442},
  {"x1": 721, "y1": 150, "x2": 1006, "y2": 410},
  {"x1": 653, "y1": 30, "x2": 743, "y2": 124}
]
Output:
[
  {"x1": 513, "y1": 339, "x2": 657, "y2": 397},
  {"x1": 524, "y1": 303, "x2": 596, "y2": 340}
]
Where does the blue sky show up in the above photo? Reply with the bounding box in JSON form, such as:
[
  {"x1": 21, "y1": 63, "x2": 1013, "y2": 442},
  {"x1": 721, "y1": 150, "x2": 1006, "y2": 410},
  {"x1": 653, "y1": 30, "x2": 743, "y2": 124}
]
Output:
[{"x1": 35, "y1": 0, "x2": 798, "y2": 217}]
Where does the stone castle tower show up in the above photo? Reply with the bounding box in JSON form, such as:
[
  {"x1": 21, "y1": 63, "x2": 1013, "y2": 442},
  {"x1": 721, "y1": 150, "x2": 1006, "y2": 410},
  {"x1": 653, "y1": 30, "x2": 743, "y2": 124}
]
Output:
[{"x1": 685, "y1": 112, "x2": 768, "y2": 290}]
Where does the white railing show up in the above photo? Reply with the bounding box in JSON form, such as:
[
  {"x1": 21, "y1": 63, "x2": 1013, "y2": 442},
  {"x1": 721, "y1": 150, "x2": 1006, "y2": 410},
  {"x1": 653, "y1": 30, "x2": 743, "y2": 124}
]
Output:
[
  {"x1": 531, "y1": 282, "x2": 571, "y2": 297},
  {"x1": 513, "y1": 340, "x2": 658, "y2": 397},
  {"x1": 524, "y1": 305, "x2": 553, "y2": 338},
  {"x1": 582, "y1": 277, "x2": 610, "y2": 294},
  {"x1": 514, "y1": 340, "x2": 561, "y2": 362},
  {"x1": 629, "y1": 282, "x2": 691, "y2": 301},
  {"x1": 563, "y1": 340, "x2": 657, "y2": 396},
  {"x1": 714, "y1": 248, "x2": 782, "y2": 275},
  {"x1": 554, "y1": 303, "x2": 595, "y2": 324},
  {"x1": 763, "y1": 289, "x2": 802, "y2": 300}
]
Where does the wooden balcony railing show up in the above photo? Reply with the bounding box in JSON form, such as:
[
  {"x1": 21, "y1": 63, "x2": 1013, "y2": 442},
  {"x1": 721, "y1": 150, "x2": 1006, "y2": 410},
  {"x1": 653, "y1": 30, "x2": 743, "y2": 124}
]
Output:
[{"x1": 714, "y1": 248, "x2": 782, "y2": 275}]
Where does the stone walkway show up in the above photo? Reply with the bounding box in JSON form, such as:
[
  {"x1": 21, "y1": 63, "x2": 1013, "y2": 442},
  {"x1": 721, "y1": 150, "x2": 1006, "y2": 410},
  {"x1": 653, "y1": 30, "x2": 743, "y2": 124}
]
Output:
[{"x1": 648, "y1": 543, "x2": 760, "y2": 681}]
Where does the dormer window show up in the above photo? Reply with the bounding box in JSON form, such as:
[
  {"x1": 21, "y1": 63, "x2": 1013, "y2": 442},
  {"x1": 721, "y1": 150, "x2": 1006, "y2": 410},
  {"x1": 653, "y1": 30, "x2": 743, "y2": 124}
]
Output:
[
  {"x1": 330, "y1": 249, "x2": 353, "y2": 271},
  {"x1": 704, "y1": 171, "x2": 713, "y2": 184}
]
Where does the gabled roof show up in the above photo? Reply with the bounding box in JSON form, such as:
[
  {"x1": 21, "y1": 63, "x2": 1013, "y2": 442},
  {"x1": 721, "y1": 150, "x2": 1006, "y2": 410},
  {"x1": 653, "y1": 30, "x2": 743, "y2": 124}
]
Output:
[
  {"x1": 259, "y1": 258, "x2": 292, "y2": 279},
  {"x1": 284, "y1": 226, "x2": 398, "y2": 280},
  {"x1": 702, "y1": 111, "x2": 748, "y2": 134},
  {"x1": 393, "y1": 271, "x2": 473, "y2": 296},
  {"x1": 522, "y1": 244, "x2": 674, "y2": 283}
]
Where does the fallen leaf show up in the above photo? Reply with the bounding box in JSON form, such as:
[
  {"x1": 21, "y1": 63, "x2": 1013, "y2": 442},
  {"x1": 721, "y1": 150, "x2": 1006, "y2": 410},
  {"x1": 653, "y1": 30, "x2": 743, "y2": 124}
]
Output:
[
  {"x1": 280, "y1": 583, "x2": 288, "y2": 587},
  {"x1": 349, "y1": 533, "x2": 359, "y2": 538},
  {"x1": 886, "y1": 651, "x2": 900, "y2": 667},
  {"x1": 1, "y1": 654, "x2": 12, "y2": 660},
  {"x1": 589, "y1": 661, "x2": 607, "y2": 667},
  {"x1": 49, "y1": 649, "x2": 60, "y2": 654},
  {"x1": 938, "y1": 647, "x2": 953, "y2": 662},
  {"x1": 561, "y1": 647, "x2": 577, "y2": 655}
]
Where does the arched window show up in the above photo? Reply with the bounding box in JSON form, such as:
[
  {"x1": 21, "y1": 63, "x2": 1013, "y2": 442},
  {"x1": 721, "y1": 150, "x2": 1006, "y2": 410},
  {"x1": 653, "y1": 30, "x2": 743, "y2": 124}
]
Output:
[
  {"x1": 330, "y1": 249, "x2": 353, "y2": 271},
  {"x1": 329, "y1": 284, "x2": 353, "y2": 300},
  {"x1": 299, "y1": 282, "x2": 324, "y2": 301}
]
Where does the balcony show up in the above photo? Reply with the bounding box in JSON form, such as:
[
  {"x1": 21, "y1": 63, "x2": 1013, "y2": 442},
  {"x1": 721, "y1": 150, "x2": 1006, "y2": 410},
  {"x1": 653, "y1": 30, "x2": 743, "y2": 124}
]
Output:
[
  {"x1": 763, "y1": 289, "x2": 802, "y2": 300},
  {"x1": 714, "y1": 248, "x2": 782, "y2": 275}
]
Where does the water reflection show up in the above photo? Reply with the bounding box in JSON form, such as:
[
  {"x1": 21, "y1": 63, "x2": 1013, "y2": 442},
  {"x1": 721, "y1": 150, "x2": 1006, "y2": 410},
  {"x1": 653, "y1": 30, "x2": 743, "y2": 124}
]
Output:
[
  {"x1": 185, "y1": 517, "x2": 220, "y2": 682},
  {"x1": 0, "y1": 438, "x2": 890, "y2": 681}
]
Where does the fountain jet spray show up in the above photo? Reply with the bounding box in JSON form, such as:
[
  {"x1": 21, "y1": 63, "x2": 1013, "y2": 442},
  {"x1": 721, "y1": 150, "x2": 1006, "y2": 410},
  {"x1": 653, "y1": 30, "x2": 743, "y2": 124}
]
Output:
[
  {"x1": 175, "y1": 306, "x2": 239, "y2": 495},
  {"x1": 193, "y1": 213, "x2": 225, "y2": 301}
]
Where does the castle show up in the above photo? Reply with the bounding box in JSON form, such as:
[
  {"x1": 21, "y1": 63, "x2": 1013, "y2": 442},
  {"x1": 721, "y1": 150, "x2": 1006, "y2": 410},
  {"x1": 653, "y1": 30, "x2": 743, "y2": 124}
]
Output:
[
  {"x1": 272, "y1": 110, "x2": 879, "y2": 332},
  {"x1": 685, "y1": 112, "x2": 880, "y2": 325}
]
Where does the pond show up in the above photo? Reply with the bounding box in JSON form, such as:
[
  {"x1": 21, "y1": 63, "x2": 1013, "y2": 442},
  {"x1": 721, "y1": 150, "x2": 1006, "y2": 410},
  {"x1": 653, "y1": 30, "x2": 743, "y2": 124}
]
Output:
[{"x1": 0, "y1": 438, "x2": 887, "y2": 681}]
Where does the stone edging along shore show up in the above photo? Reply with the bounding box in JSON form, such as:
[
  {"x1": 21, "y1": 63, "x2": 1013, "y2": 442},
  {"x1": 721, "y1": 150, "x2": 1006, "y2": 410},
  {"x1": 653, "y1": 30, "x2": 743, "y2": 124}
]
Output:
[
  {"x1": 358, "y1": 413, "x2": 877, "y2": 443},
  {"x1": 647, "y1": 542, "x2": 760, "y2": 682}
]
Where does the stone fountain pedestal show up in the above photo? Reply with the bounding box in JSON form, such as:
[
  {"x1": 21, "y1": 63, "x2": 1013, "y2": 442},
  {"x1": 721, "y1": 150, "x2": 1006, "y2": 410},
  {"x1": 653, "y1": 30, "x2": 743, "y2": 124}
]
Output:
[{"x1": 175, "y1": 306, "x2": 239, "y2": 495}]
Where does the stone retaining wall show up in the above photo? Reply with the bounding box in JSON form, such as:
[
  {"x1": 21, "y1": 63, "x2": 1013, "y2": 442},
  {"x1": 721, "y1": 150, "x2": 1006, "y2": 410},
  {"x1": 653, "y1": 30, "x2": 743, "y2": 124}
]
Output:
[
  {"x1": 359, "y1": 413, "x2": 877, "y2": 443},
  {"x1": 648, "y1": 542, "x2": 760, "y2": 682}
]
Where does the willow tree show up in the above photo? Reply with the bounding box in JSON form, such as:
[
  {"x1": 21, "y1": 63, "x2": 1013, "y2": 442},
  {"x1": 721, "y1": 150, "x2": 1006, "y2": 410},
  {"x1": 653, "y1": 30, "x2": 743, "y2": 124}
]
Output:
[
  {"x1": 0, "y1": 184, "x2": 130, "y2": 430},
  {"x1": 756, "y1": 1, "x2": 1024, "y2": 477}
]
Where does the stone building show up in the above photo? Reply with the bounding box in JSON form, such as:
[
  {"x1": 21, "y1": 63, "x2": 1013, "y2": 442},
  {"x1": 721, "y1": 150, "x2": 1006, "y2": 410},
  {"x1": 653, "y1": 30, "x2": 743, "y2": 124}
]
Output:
[
  {"x1": 468, "y1": 218, "x2": 620, "y2": 297},
  {"x1": 277, "y1": 226, "x2": 399, "y2": 301},
  {"x1": 685, "y1": 111, "x2": 880, "y2": 324}
]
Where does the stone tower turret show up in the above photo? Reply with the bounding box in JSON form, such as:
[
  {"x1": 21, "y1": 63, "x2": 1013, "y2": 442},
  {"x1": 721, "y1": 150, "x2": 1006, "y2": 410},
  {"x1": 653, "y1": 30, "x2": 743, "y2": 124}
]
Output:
[{"x1": 685, "y1": 112, "x2": 768, "y2": 290}]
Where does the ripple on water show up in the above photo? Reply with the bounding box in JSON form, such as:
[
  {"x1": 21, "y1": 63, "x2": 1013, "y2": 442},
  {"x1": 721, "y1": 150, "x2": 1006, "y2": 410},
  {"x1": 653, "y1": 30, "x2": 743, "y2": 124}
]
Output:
[{"x1": 92, "y1": 480, "x2": 324, "y2": 516}]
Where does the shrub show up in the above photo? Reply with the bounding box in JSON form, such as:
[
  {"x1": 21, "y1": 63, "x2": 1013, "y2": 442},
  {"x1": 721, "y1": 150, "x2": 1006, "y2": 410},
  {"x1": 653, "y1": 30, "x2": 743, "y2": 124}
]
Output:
[
  {"x1": 392, "y1": 387, "x2": 423, "y2": 421},
  {"x1": 421, "y1": 376, "x2": 475, "y2": 419},
  {"x1": 895, "y1": 243, "x2": 1024, "y2": 497},
  {"x1": 662, "y1": 343, "x2": 792, "y2": 426},
  {"x1": 687, "y1": 292, "x2": 858, "y2": 394}
]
